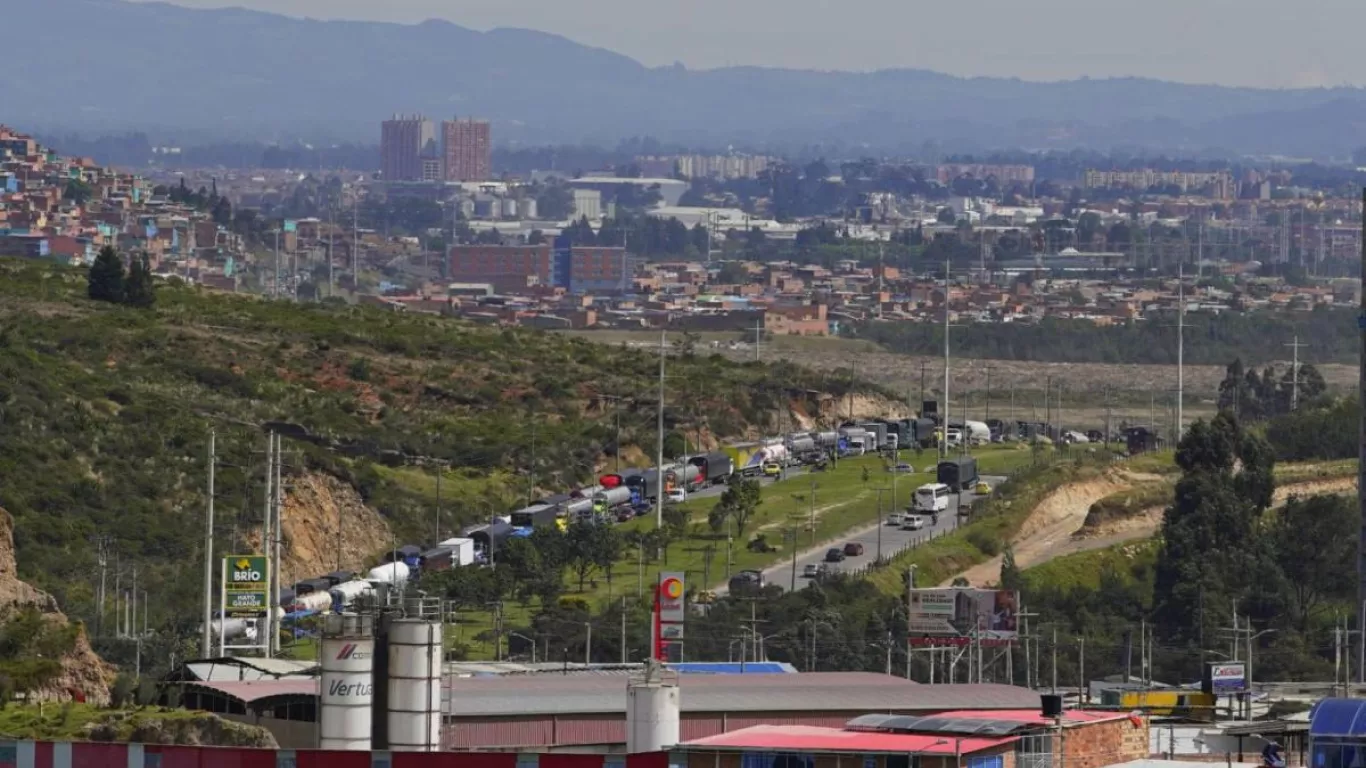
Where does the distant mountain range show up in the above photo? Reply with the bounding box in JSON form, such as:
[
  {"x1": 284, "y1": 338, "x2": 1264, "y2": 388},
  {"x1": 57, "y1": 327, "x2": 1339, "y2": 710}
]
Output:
[{"x1": 10, "y1": 0, "x2": 1366, "y2": 156}]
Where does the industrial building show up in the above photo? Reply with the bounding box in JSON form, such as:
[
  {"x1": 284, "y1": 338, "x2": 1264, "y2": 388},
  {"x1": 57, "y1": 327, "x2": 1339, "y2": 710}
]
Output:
[
  {"x1": 447, "y1": 239, "x2": 633, "y2": 294},
  {"x1": 168, "y1": 669, "x2": 1047, "y2": 752}
]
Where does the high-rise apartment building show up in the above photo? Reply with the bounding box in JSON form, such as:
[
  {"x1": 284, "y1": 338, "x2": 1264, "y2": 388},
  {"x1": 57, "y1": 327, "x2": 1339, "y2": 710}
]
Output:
[
  {"x1": 442, "y1": 118, "x2": 491, "y2": 182},
  {"x1": 381, "y1": 115, "x2": 436, "y2": 182}
]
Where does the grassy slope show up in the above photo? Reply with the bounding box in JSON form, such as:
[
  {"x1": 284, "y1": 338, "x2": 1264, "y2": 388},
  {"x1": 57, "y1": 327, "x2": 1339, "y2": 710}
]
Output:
[{"x1": 0, "y1": 259, "x2": 884, "y2": 646}]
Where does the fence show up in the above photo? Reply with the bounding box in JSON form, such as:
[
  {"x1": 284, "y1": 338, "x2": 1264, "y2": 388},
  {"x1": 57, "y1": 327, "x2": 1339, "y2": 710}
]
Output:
[{"x1": 0, "y1": 741, "x2": 671, "y2": 768}]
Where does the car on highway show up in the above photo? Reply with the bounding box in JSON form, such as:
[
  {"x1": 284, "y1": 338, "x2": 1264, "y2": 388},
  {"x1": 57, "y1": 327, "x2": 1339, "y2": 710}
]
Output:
[
  {"x1": 901, "y1": 514, "x2": 926, "y2": 531},
  {"x1": 890, "y1": 463, "x2": 916, "y2": 473},
  {"x1": 886, "y1": 511, "x2": 904, "y2": 526},
  {"x1": 824, "y1": 547, "x2": 846, "y2": 563},
  {"x1": 762, "y1": 461, "x2": 782, "y2": 477},
  {"x1": 974, "y1": 481, "x2": 992, "y2": 496},
  {"x1": 802, "y1": 563, "x2": 820, "y2": 578},
  {"x1": 667, "y1": 488, "x2": 687, "y2": 502},
  {"x1": 843, "y1": 541, "x2": 865, "y2": 556}
]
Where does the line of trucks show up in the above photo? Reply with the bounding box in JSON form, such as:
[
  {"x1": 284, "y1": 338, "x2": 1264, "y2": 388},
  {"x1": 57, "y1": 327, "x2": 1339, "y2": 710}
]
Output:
[{"x1": 212, "y1": 417, "x2": 964, "y2": 641}]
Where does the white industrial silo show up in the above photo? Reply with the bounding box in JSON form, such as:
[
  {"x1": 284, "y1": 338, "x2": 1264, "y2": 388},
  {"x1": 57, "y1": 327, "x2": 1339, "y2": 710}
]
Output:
[
  {"x1": 319, "y1": 613, "x2": 375, "y2": 751},
  {"x1": 626, "y1": 660, "x2": 680, "y2": 753},
  {"x1": 387, "y1": 618, "x2": 442, "y2": 751}
]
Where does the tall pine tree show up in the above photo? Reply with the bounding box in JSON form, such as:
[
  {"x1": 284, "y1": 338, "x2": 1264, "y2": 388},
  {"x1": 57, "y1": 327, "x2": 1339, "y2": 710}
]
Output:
[
  {"x1": 87, "y1": 245, "x2": 126, "y2": 304},
  {"x1": 124, "y1": 253, "x2": 156, "y2": 309}
]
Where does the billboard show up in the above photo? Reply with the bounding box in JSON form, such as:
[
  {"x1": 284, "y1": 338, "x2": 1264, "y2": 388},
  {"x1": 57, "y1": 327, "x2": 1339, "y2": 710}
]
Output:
[
  {"x1": 658, "y1": 572, "x2": 686, "y2": 624},
  {"x1": 1203, "y1": 661, "x2": 1247, "y2": 694},
  {"x1": 224, "y1": 555, "x2": 269, "y2": 617},
  {"x1": 908, "y1": 588, "x2": 1018, "y2": 644}
]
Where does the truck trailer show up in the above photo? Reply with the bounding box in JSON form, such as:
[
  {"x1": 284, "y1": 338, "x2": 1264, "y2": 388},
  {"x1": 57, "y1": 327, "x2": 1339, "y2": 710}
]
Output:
[
  {"x1": 936, "y1": 457, "x2": 979, "y2": 491},
  {"x1": 689, "y1": 452, "x2": 734, "y2": 485}
]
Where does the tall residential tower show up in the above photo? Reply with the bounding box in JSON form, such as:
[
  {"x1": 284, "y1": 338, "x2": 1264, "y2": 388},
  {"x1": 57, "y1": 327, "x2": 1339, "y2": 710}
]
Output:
[
  {"x1": 381, "y1": 115, "x2": 436, "y2": 182},
  {"x1": 442, "y1": 118, "x2": 491, "y2": 182}
]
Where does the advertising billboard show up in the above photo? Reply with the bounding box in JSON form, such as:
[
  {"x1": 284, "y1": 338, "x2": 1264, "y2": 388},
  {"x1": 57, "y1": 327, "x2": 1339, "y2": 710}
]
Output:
[
  {"x1": 224, "y1": 555, "x2": 269, "y2": 618},
  {"x1": 1202, "y1": 661, "x2": 1247, "y2": 694},
  {"x1": 658, "y1": 572, "x2": 686, "y2": 624},
  {"x1": 907, "y1": 588, "x2": 1018, "y2": 645}
]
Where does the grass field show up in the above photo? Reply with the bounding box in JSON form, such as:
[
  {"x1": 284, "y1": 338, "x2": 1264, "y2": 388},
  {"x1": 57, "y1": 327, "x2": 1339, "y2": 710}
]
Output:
[{"x1": 560, "y1": 329, "x2": 1355, "y2": 433}]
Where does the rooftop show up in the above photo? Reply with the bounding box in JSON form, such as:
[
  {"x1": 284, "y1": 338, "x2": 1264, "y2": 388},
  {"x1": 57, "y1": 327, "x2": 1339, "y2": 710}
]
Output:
[{"x1": 681, "y1": 724, "x2": 1015, "y2": 755}]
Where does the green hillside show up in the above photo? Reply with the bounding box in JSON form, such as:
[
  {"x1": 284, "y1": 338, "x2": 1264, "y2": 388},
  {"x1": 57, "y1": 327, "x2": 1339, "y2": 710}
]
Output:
[{"x1": 0, "y1": 258, "x2": 883, "y2": 659}]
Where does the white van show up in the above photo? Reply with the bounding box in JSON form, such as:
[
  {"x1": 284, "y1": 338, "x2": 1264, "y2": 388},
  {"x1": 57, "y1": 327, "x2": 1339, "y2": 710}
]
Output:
[{"x1": 913, "y1": 482, "x2": 952, "y2": 513}]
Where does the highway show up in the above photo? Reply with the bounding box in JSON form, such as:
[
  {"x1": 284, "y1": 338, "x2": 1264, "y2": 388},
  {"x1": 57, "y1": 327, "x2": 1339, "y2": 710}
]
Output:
[{"x1": 712, "y1": 474, "x2": 1007, "y2": 595}]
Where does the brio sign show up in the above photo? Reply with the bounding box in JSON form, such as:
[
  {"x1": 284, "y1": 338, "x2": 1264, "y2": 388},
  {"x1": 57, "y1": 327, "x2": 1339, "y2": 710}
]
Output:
[{"x1": 225, "y1": 556, "x2": 266, "y2": 588}]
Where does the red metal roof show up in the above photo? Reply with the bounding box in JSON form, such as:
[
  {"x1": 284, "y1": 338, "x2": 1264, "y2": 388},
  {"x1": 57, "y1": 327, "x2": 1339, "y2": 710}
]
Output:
[{"x1": 681, "y1": 725, "x2": 1017, "y2": 755}]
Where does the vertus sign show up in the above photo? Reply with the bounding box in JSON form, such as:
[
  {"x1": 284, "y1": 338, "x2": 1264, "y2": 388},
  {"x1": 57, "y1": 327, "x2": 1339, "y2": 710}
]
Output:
[{"x1": 327, "y1": 679, "x2": 373, "y2": 698}]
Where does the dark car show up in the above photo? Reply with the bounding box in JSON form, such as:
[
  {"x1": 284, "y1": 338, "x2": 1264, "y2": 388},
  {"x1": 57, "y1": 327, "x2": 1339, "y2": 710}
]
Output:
[
  {"x1": 825, "y1": 547, "x2": 846, "y2": 563},
  {"x1": 843, "y1": 542, "x2": 865, "y2": 556}
]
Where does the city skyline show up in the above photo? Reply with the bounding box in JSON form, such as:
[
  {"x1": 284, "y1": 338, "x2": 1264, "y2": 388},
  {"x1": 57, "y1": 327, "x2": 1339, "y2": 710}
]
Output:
[{"x1": 132, "y1": 0, "x2": 1358, "y2": 89}]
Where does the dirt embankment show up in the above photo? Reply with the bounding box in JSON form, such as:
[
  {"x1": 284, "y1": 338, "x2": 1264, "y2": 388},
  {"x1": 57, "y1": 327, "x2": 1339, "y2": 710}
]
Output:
[
  {"x1": 951, "y1": 469, "x2": 1359, "y2": 587},
  {"x1": 246, "y1": 471, "x2": 393, "y2": 586},
  {"x1": 947, "y1": 475, "x2": 1128, "y2": 586},
  {"x1": 0, "y1": 508, "x2": 111, "y2": 704}
]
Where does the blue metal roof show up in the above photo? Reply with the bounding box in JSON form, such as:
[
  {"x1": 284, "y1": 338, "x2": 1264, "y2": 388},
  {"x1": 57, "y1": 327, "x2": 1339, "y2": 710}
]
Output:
[
  {"x1": 670, "y1": 662, "x2": 796, "y2": 675},
  {"x1": 1311, "y1": 699, "x2": 1366, "y2": 738}
]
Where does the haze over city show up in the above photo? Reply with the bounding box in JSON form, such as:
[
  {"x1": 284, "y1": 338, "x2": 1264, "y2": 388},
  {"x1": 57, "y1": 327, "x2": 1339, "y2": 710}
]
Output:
[{"x1": 135, "y1": 0, "x2": 1357, "y2": 88}]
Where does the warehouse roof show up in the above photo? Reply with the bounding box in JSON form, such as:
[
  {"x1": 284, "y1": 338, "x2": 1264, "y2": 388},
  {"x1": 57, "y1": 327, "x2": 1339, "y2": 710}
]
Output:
[
  {"x1": 185, "y1": 679, "x2": 317, "y2": 705},
  {"x1": 682, "y1": 724, "x2": 1016, "y2": 755},
  {"x1": 171, "y1": 657, "x2": 318, "y2": 682},
  {"x1": 443, "y1": 673, "x2": 1040, "y2": 717}
]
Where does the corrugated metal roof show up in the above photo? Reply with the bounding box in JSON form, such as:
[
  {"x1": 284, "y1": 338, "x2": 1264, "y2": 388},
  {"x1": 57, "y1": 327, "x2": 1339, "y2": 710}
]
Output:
[
  {"x1": 443, "y1": 673, "x2": 1040, "y2": 717},
  {"x1": 186, "y1": 679, "x2": 317, "y2": 704},
  {"x1": 182, "y1": 657, "x2": 318, "y2": 681},
  {"x1": 681, "y1": 724, "x2": 1016, "y2": 755}
]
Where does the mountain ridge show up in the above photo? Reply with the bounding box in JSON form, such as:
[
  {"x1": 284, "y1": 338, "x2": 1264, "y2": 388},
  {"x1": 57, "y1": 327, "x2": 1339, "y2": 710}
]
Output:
[{"x1": 9, "y1": 0, "x2": 1366, "y2": 154}]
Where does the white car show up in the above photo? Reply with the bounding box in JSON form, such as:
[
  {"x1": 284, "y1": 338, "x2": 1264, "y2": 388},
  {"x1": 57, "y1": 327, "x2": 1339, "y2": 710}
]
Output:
[
  {"x1": 901, "y1": 514, "x2": 926, "y2": 531},
  {"x1": 886, "y1": 512, "x2": 904, "y2": 526},
  {"x1": 667, "y1": 488, "x2": 687, "y2": 503}
]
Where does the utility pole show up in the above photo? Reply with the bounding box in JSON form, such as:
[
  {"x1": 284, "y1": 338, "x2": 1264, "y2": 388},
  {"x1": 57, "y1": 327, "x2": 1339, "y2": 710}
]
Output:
[
  {"x1": 585, "y1": 621, "x2": 592, "y2": 665},
  {"x1": 754, "y1": 317, "x2": 763, "y2": 362},
  {"x1": 1286, "y1": 335, "x2": 1306, "y2": 412},
  {"x1": 1358, "y1": 185, "x2": 1365, "y2": 671},
  {"x1": 919, "y1": 360, "x2": 927, "y2": 409},
  {"x1": 272, "y1": 431, "x2": 283, "y2": 655},
  {"x1": 656, "y1": 329, "x2": 666, "y2": 531},
  {"x1": 874, "y1": 488, "x2": 890, "y2": 560},
  {"x1": 1176, "y1": 260, "x2": 1186, "y2": 439},
  {"x1": 202, "y1": 429, "x2": 215, "y2": 658},
  {"x1": 942, "y1": 259, "x2": 951, "y2": 460},
  {"x1": 985, "y1": 366, "x2": 991, "y2": 425},
  {"x1": 273, "y1": 228, "x2": 280, "y2": 299},
  {"x1": 435, "y1": 467, "x2": 443, "y2": 543},
  {"x1": 261, "y1": 431, "x2": 274, "y2": 655},
  {"x1": 809, "y1": 474, "x2": 818, "y2": 545}
]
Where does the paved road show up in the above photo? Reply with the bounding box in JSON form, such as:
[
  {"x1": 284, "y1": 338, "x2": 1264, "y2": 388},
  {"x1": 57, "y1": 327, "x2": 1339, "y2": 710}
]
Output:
[
  {"x1": 685, "y1": 466, "x2": 809, "y2": 502},
  {"x1": 713, "y1": 474, "x2": 1006, "y2": 595}
]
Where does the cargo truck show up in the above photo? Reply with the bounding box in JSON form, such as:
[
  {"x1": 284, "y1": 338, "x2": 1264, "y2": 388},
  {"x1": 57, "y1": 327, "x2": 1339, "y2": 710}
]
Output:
[
  {"x1": 625, "y1": 470, "x2": 661, "y2": 503},
  {"x1": 936, "y1": 457, "x2": 979, "y2": 491},
  {"x1": 723, "y1": 442, "x2": 766, "y2": 476},
  {"x1": 509, "y1": 503, "x2": 558, "y2": 529},
  {"x1": 858, "y1": 422, "x2": 889, "y2": 450},
  {"x1": 689, "y1": 452, "x2": 734, "y2": 485},
  {"x1": 436, "y1": 537, "x2": 476, "y2": 567},
  {"x1": 839, "y1": 426, "x2": 869, "y2": 455},
  {"x1": 810, "y1": 431, "x2": 839, "y2": 449},
  {"x1": 786, "y1": 435, "x2": 816, "y2": 454}
]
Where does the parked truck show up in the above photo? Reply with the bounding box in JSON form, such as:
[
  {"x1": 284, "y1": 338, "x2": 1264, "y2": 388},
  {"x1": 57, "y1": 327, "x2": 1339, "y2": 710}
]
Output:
[
  {"x1": 625, "y1": 471, "x2": 661, "y2": 504},
  {"x1": 724, "y1": 442, "x2": 767, "y2": 476},
  {"x1": 509, "y1": 503, "x2": 558, "y2": 529},
  {"x1": 839, "y1": 426, "x2": 869, "y2": 455},
  {"x1": 936, "y1": 456, "x2": 979, "y2": 491},
  {"x1": 786, "y1": 434, "x2": 816, "y2": 455},
  {"x1": 593, "y1": 486, "x2": 633, "y2": 514},
  {"x1": 810, "y1": 431, "x2": 839, "y2": 449},
  {"x1": 665, "y1": 464, "x2": 703, "y2": 492},
  {"x1": 436, "y1": 537, "x2": 476, "y2": 567},
  {"x1": 689, "y1": 452, "x2": 734, "y2": 485},
  {"x1": 858, "y1": 422, "x2": 889, "y2": 451}
]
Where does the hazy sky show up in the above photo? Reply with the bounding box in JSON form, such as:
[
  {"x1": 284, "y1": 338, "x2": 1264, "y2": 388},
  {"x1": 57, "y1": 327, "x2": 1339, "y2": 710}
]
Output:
[{"x1": 141, "y1": 0, "x2": 1357, "y2": 88}]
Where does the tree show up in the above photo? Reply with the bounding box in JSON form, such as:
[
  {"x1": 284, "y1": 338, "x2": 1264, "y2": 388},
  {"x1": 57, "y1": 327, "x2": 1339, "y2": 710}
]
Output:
[
  {"x1": 662, "y1": 503, "x2": 690, "y2": 541},
  {"x1": 87, "y1": 246, "x2": 126, "y2": 304},
  {"x1": 1272, "y1": 494, "x2": 1355, "y2": 631},
  {"x1": 1153, "y1": 414, "x2": 1278, "y2": 637},
  {"x1": 708, "y1": 479, "x2": 762, "y2": 540},
  {"x1": 999, "y1": 543, "x2": 1023, "y2": 592},
  {"x1": 124, "y1": 254, "x2": 156, "y2": 309},
  {"x1": 566, "y1": 522, "x2": 622, "y2": 592}
]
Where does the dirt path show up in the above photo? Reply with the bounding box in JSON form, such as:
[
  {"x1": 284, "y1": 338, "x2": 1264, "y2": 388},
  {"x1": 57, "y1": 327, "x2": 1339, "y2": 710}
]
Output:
[
  {"x1": 945, "y1": 476, "x2": 1128, "y2": 586},
  {"x1": 946, "y1": 474, "x2": 1358, "y2": 587}
]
